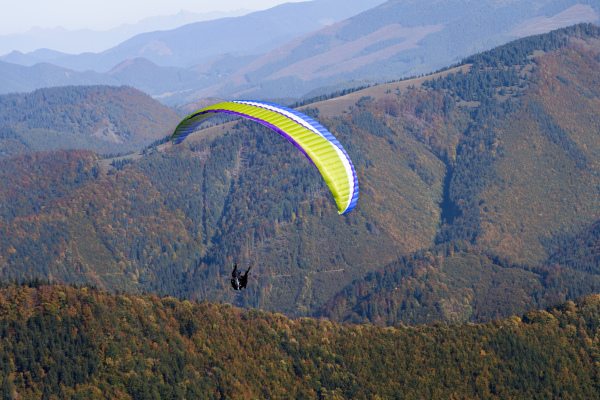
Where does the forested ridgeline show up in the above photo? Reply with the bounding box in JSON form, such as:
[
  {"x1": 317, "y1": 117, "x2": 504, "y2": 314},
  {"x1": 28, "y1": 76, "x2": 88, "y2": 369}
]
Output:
[
  {"x1": 2, "y1": 283, "x2": 600, "y2": 399},
  {"x1": 0, "y1": 85, "x2": 179, "y2": 156},
  {"x1": 318, "y1": 244, "x2": 600, "y2": 327},
  {"x1": 423, "y1": 23, "x2": 600, "y2": 103}
]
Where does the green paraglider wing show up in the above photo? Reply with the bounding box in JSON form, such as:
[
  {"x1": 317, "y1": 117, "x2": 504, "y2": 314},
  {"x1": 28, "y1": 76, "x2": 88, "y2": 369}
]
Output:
[{"x1": 171, "y1": 100, "x2": 359, "y2": 214}]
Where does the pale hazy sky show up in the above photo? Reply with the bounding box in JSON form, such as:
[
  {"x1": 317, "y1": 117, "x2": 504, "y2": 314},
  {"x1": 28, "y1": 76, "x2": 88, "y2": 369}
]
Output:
[{"x1": 1, "y1": 0, "x2": 309, "y2": 35}]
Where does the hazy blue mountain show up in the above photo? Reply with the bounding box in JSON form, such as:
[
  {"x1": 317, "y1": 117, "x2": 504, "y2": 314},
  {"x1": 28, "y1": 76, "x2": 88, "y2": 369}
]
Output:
[
  {"x1": 0, "y1": 56, "x2": 261, "y2": 97},
  {"x1": 186, "y1": 0, "x2": 599, "y2": 102},
  {"x1": 0, "y1": 49, "x2": 72, "y2": 67},
  {"x1": 0, "y1": 60, "x2": 119, "y2": 94},
  {"x1": 106, "y1": 58, "x2": 201, "y2": 95},
  {"x1": 0, "y1": 0, "x2": 597, "y2": 103},
  {"x1": 0, "y1": 9, "x2": 254, "y2": 56},
  {"x1": 12, "y1": 0, "x2": 387, "y2": 73}
]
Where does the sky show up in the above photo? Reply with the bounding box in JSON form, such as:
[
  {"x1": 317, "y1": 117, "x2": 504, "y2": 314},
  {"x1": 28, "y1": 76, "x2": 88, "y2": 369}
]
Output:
[{"x1": 0, "y1": 0, "x2": 309, "y2": 35}]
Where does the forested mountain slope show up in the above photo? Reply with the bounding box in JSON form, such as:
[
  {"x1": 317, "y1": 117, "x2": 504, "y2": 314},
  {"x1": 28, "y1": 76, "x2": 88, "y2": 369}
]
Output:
[
  {"x1": 2, "y1": 282, "x2": 600, "y2": 399},
  {"x1": 319, "y1": 24, "x2": 600, "y2": 325},
  {"x1": 0, "y1": 85, "x2": 179, "y2": 157},
  {"x1": 318, "y1": 244, "x2": 600, "y2": 326},
  {"x1": 548, "y1": 219, "x2": 600, "y2": 274},
  {"x1": 0, "y1": 104, "x2": 455, "y2": 314},
  {"x1": 433, "y1": 24, "x2": 600, "y2": 264},
  {"x1": 2, "y1": 25, "x2": 600, "y2": 323}
]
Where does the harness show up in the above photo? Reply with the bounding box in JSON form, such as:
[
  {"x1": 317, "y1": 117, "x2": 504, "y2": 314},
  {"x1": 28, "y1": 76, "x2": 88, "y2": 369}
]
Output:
[{"x1": 231, "y1": 277, "x2": 241, "y2": 290}]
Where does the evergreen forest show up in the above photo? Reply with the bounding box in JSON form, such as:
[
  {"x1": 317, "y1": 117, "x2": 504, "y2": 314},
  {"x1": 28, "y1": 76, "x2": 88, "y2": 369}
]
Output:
[{"x1": 2, "y1": 282, "x2": 600, "y2": 399}]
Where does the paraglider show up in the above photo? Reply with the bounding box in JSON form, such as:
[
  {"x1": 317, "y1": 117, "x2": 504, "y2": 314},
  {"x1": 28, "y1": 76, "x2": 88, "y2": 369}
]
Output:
[
  {"x1": 171, "y1": 100, "x2": 359, "y2": 214},
  {"x1": 231, "y1": 263, "x2": 251, "y2": 290},
  {"x1": 171, "y1": 100, "x2": 360, "y2": 291}
]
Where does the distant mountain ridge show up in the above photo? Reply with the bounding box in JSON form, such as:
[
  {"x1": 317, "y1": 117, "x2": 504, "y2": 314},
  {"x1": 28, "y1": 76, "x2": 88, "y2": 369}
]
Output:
[
  {"x1": 0, "y1": 9, "x2": 254, "y2": 56},
  {"x1": 0, "y1": 0, "x2": 597, "y2": 104},
  {"x1": 193, "y1": 0, "x2": 598, "y2": 102},
  {"x1": 1, "y1": 0, "x2": 386, "y2": 73}
]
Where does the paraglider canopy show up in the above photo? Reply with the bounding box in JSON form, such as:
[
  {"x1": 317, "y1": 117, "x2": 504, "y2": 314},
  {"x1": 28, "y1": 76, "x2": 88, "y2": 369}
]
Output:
[{"x1": 171, "y1": 100, "x2": 359, "y2": 214}]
